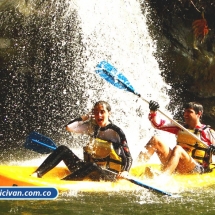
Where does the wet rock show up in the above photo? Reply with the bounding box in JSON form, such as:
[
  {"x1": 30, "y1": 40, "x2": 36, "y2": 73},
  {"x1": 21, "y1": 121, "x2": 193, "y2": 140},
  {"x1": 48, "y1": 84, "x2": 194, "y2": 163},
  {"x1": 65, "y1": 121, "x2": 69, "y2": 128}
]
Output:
[{"x1": 145, "y1": 0, "x2": 215, "y2": 127}]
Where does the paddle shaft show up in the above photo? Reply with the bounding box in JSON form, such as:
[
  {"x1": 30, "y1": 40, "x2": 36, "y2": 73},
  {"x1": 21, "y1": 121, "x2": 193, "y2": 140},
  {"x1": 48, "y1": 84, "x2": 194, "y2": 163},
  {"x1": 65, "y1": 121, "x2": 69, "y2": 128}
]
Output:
[
  {"x1": 95, "y1": 61, "x2": 208, "y2": 148},
  {"x1": 125, "y1": 177, "x2": 172, "y2": 196},
  {"x1": 103, "y1": 168, "x2": 172, "y2": 196},
  {"x1": 134, "y1": 93, "x2": 208, "y2": 148}
]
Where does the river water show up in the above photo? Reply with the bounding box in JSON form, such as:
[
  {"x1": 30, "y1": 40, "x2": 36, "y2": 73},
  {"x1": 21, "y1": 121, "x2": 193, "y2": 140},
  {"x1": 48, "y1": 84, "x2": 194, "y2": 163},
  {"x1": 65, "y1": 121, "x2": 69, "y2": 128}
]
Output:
[
  {"x1": 1, "y1": 187, "x2": 215, "y2": 215},
  {"x1": 1, "y1": 0, "x2": 215, "y2": 214}
]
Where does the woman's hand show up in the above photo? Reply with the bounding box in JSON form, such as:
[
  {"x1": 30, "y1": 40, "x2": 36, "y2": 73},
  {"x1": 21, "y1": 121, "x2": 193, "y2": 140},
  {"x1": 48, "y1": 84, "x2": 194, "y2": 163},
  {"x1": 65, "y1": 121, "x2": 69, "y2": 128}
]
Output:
[{"x1": 81, "y1": 113, "x2": 94, "y2": 121}]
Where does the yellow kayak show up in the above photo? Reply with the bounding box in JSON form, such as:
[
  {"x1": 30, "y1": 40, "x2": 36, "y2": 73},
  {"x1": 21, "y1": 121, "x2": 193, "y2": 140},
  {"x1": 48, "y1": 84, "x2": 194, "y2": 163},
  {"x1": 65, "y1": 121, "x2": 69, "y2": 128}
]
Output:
[
  {"x1": 0, "y1": 164, "x2": 214, "y2": 193},
  {"x1": 0, "y1": 166, "x2": 141, "y2": 193},
  {"x1": 130, "y1": 164, "x2": 215, "y2": 192}
]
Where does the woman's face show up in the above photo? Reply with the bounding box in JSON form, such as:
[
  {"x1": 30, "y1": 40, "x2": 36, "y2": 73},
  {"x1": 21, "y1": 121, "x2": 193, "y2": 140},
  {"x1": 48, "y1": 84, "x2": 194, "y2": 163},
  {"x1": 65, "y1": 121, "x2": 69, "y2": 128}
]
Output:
[{"x1": 93, "y1": 104, "x2": 110, "y2": 127}]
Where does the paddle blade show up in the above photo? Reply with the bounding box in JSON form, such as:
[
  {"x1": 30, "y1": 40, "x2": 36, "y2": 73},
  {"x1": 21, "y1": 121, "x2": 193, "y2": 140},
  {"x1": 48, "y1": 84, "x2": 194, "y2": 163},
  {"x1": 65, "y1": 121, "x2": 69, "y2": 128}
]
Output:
[
  {"x1": 126, "y1": 176, "x2": 172, "y2": 196},
  {"x1": 95, "y1": 61, "x2": 139, "y2": 95},
  {"x1": 24, "y1": 131, "x2": 57, "y2": 154}
]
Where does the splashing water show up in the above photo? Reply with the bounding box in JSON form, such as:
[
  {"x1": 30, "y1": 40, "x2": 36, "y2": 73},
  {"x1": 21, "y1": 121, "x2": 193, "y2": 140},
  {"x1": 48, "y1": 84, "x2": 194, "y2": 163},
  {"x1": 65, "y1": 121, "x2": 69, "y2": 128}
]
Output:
[{"x1": 1, "y1": 0, "x2": 176, "y2": 163}]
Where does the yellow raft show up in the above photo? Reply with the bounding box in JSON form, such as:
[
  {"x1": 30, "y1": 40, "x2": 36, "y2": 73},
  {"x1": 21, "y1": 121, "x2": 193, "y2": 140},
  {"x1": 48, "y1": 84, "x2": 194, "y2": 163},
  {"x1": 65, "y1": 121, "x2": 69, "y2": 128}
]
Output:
[
  {"x1": 0, "y1": 164, "x2": 215, "y2": 193},
  {"x1": 0, "y1": 166, "x2": 139, "y2": 193},
  {"x1": 130, "y1": 164, "x2": 215, "y2": 192}
]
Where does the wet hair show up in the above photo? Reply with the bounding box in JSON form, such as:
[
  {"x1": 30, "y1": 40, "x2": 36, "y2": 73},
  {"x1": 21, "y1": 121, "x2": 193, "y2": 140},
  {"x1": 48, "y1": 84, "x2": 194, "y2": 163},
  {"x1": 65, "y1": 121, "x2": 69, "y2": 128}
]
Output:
[
  {"x1": 93, "y1": 101, "x2": 111, "y2": 112},
  {"x1": 184, "y1": 102, "x2": 203, "y2": 115}
]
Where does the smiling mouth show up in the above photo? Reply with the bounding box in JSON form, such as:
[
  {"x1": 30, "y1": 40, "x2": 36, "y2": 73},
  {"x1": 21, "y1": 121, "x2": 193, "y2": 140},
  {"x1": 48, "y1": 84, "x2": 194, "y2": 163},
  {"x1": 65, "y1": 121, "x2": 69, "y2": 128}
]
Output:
[{"x1": 184, "y1": 117, "x2": 190, "y2": 122}]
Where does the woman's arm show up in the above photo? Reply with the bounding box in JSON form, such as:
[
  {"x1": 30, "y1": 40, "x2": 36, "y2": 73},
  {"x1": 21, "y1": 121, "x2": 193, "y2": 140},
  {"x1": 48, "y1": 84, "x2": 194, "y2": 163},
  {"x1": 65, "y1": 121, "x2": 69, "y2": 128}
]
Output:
[{"x1": 66, "y1": 115, "x2": 91, "y2": 133}]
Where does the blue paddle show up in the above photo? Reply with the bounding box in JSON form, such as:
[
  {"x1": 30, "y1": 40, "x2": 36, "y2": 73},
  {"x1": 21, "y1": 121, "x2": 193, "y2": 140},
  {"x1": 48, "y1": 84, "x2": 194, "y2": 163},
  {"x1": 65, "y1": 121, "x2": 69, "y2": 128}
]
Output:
[
  {"x1": 125, "y1": 176, "x2": 173, "y2": 196},
  {"x1": 95, "y1": 61, "x2": 208, "y2": 147},
  {"x1": 24, "y1": 131, "x2": 57, "y2": 154},
  {"x1": 104, "y1": 169, "x2": 172, "y2": 196},
  {"x1": 96, "y1": 61, "x2": 140, "y2": 96},
  {"x1": 24, "y1": 132, "x2": 172, "y2": 196}
]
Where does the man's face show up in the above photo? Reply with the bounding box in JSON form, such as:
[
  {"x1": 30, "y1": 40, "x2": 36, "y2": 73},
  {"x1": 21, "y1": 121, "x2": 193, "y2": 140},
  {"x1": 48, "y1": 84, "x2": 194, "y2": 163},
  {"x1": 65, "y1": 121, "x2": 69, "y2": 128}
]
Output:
[
  {"x1": 183, "y1": 108, "x2": 201, "y2": 127},
  {"x1": 93, "y1": 104, "x2": 110, "y2": 127}
]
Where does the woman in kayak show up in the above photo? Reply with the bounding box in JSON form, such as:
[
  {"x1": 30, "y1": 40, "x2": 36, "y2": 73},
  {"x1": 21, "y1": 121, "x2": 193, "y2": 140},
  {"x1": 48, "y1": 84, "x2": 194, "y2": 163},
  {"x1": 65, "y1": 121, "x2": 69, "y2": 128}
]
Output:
[
  {"x1": 32, "y1": 101, "x2": 133, "y2": 181},
  {"x1": 138, "y1": 101, "x2": 215, "y2": 176}
]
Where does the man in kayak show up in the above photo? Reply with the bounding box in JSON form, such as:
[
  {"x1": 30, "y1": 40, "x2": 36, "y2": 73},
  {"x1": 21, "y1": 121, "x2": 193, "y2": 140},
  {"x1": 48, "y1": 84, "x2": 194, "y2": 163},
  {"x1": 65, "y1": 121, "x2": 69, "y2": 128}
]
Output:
[
  {"x1": 32, "y1": 101, "x2": 132, "y2": 181},
  {"x1": 138, "y1": 101, "x2": 215, "y2": 176}
]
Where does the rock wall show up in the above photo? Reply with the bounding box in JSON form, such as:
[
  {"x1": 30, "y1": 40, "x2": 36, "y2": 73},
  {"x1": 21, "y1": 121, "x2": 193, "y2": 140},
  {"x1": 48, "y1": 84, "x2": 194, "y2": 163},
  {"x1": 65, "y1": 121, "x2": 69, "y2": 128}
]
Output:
[
  {"x1": 0, "y1": 0, "x2": 86, "y2": 143},
  {"x1": 144, "y1": 0, "x2": 215, "y2": 127}
]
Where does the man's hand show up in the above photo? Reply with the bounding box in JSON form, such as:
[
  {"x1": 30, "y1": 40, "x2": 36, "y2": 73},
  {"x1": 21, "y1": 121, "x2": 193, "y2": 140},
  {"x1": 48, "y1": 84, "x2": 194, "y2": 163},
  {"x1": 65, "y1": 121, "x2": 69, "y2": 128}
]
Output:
[
  {"x1": 149, "y1": 100, "x2": 160, "y2": 111},
  {"x1": 208, "y1": 145, "x2": 215, "y2": 155}
]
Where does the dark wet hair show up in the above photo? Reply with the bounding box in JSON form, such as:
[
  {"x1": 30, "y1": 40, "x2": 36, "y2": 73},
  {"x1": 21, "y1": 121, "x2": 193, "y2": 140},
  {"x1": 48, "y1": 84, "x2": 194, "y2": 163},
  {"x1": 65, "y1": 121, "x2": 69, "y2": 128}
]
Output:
[
  {"x1": 93, "y1": 101, "x2": 111, "y2": 112},
  {"x1": 184, "y1": 102, "x2": 203, "y2": 115}
]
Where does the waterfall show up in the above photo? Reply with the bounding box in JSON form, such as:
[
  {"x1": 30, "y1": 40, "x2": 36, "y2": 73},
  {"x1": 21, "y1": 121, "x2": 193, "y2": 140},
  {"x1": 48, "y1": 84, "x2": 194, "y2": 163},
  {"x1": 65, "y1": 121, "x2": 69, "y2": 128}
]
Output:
[
  {"x1": 1, "y1": 0, "x2": 175, "y2": 162},
  {"x1": 54, "y1": 0, "x2": 172, "y2": 159}
]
